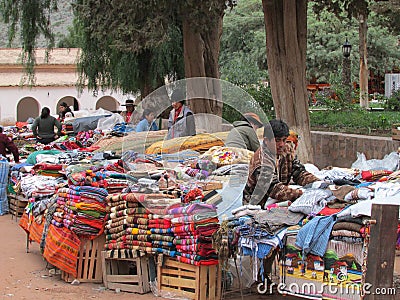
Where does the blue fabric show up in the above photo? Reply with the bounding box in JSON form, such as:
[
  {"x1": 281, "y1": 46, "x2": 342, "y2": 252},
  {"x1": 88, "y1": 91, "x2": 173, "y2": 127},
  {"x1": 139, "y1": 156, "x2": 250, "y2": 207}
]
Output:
[
  {"x1": 135, "y1": 118, "x2": 158, "y2": 132},
  {"x1": 0, "y1": 156, "x2": 9, "y2": 215},
  {"x1": 295, "y1": 215, "x2": 336, "y2": 257}
]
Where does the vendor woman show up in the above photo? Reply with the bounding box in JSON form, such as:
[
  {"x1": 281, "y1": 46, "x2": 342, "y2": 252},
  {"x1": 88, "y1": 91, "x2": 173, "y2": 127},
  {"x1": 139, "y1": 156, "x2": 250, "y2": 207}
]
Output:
[{"x1": 135, "y1": 109, "x2": 159, "y2": 132}]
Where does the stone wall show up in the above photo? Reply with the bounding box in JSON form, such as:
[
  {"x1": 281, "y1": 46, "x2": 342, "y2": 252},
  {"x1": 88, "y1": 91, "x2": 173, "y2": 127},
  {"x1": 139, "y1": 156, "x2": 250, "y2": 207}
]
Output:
[{"x1": 311, "y1": 131, "x2": 400, "y2": 169}]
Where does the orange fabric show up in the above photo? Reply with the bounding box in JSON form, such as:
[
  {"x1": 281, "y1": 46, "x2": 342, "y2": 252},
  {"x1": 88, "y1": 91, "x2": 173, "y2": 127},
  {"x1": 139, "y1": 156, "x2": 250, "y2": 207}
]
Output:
[
  {"x1": 18, "y1": 212, "x2": 44, "y2": 243},
  {"x1": 19, "y1": 212, "x2": 29, "y2": 233},
  {"x1": 43, "y1": 225, "x2": 81, "y2": 277},
  {"x1": 29, "y1": 217, "x2": 45, "y2": 244}
]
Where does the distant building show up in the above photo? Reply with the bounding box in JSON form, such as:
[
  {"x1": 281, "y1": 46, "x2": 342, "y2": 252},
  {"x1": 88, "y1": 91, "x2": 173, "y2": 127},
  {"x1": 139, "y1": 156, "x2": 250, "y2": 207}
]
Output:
[{"x1": 0, "y1": 48, "x2": 134, "y2": 124}]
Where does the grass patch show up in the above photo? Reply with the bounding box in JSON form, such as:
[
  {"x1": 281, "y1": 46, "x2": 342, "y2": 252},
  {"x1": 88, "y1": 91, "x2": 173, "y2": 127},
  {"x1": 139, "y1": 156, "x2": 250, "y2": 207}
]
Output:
[{"x1": 309, "y1": 110, "x2": 400, "y2": 136}]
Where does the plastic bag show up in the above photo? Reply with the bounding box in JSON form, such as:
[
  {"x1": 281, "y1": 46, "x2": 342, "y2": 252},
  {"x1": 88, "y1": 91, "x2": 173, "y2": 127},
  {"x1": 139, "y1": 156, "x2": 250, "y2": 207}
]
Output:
[
  {"x1": 96, "y1": 113, "x2": 124, "y2": 131},
  {"x1": 351, "y1": 152, "x2": 399, "y2": 171}
]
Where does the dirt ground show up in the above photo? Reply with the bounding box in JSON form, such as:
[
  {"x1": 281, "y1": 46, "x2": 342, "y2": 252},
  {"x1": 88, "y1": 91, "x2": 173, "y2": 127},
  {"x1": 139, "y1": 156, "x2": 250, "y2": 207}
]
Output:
[
  {"x1": 0, "y1": 215, "x2": 158, "y2": 300},
  {"x1": 1, "y1": 214, "x2": 398, "y2": 300}
]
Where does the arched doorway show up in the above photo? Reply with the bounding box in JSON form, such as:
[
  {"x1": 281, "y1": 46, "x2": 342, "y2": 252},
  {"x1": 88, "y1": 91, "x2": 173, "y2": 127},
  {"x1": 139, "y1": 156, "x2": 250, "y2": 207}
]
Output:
[
  {"x1": 16, "y1": 97, "x2": 40, "y2": 122},
  {"x1": 57, "y1": 96, "x2": 79, "y2": 115},
  {"x1": 96, "y1": 96, "x2": 119, "y2": 112}
]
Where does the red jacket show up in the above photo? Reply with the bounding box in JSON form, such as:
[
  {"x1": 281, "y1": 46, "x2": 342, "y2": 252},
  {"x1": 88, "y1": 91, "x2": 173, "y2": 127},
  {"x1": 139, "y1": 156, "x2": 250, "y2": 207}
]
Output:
[{"x1": 0, "y1": 133, "x2": 19, "y2": 163}]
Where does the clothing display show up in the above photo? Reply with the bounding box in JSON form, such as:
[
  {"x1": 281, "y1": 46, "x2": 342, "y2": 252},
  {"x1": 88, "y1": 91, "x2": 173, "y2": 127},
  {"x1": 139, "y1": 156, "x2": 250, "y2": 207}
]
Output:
[{"x1": 2, "y1": 121, "x2": 397, "y2": 299}]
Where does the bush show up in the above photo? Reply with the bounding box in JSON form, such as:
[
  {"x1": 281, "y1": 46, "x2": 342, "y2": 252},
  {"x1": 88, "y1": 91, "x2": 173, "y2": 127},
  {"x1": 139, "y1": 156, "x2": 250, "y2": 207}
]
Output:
[
  {"x1": 310, "y1": 109, "x2": 400, "y2": 135},
  {"x1": 385, "y1": 89, "x2": 400, "y2": 111}
]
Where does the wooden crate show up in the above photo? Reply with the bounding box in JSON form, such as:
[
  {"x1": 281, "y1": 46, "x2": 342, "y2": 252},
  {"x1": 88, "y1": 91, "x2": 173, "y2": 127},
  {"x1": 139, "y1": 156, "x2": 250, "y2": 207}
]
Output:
[
  {"x1": 157, "y1": 256, "x2": 221, "y2": 300},
  {"x1": 61, "y1": 234, "x2": 105, "y2": 283},
  {"x1": 8, "y1": 194, "x2": 28, "y2": 220},
  {"x1": 101, "y1": 251, "x2": 151, "y2": 294},
  {"x1": 392, "y1": 124, "x2": 400, "y2": 141}
]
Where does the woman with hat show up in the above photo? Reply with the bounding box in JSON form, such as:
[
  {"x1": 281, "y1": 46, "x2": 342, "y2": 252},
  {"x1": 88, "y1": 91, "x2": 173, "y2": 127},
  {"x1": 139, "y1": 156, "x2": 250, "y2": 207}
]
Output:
[
  {"x1": 120, "y1": 99, "x2": 140, "y2": 124},
  {"x1": 225, "y1": 112, "x2": 263, "y2": 152}
]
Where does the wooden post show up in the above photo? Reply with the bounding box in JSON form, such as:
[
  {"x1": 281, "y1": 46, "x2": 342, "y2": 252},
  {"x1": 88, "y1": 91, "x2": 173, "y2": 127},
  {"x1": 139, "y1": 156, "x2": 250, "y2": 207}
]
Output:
[{"x1": 364, "y1": 204, "x2": 398, "y2": 300}]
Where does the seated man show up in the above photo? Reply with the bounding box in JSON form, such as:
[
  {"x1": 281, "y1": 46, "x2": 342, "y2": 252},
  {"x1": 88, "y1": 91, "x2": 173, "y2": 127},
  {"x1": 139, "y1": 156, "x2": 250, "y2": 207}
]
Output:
[
  {"x1": 243, "y1": 119, "x2": 319, "y2": 207},
  {"x1": 225, "y1": 112, "x2": 263, "y2": 152}
]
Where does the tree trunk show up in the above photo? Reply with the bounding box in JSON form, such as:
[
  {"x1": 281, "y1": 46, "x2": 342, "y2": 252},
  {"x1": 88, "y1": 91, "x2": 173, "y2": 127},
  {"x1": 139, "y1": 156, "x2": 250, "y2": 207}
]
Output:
[
  {"x1": 181, "y1": 16, "x2": 223, "y2": 133},
  {"x1": 138, "y1": 51, "x2": 153, "y2": 102},
  {"x1": 359, "y1": 10, "x2": 369, "y2": 108},
  {"x1": 262, "y1": 0, "x2": 312, "y2": 163}
]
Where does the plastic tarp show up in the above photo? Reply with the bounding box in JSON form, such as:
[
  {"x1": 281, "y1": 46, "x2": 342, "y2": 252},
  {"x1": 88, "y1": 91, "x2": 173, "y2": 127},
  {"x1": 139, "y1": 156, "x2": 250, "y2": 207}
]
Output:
[{"x1": 72, "y1": 114, "x2": 111, "y2": 133}]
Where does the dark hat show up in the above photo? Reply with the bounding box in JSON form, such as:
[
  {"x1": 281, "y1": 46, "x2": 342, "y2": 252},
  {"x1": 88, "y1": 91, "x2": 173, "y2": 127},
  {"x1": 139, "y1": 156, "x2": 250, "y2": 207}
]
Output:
[
  {"x1": 243, "y1": 112, "x2": 263, "y2": 127},
  {"x1": 122, "y1": 99, "x2": 139, "y2": 106},
  {"x1": 170, "y1": 89, "x2": 186, "y2": 103},
  {"x1": 60, "y1": 102, "x2": 69, "y2": 108}
]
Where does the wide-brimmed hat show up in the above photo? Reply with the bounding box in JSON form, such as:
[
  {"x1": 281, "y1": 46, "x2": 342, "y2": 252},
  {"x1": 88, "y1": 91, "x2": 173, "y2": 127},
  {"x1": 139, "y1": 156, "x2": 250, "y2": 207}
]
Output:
[
  {"x1": 122, "y1": 99, "x2": 140, "y2": 106},
  {"x1": 243, "y1": 112, "x2": 263, "y2": 127}
]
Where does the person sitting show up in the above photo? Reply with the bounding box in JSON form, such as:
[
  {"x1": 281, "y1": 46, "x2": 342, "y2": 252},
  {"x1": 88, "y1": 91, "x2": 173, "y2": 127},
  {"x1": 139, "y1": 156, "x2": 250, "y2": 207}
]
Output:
[
  {"x1": 0, "y1": 126, "x2": 19, "y2": 163},
  {"x1": 167, "y1": 89, "x2": 196, "y2": 139},
  {"x1": 225, "y1": 112, "x2": 263, "y2": 152},
  {"x1": 243, "y1": 119, "x2": 319, "y2": 207},
  {"x1": 135, "y1": 109, "x2": 159, "y2": 132},
  {"x1": 31, "y1": 107, "x2": 62, "y2": 145},
  {"x1": 120, "y1": 99, "x2": 141, "y2": 124},
  {"x1": 58, "y1": 102, "x2": 74, "y2": 122}
]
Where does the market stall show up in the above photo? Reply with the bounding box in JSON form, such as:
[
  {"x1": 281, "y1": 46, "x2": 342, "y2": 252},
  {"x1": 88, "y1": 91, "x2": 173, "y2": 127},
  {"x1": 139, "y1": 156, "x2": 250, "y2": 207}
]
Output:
[{"x1": 3, "y1": 117, "x2": 400, "y2": 300}]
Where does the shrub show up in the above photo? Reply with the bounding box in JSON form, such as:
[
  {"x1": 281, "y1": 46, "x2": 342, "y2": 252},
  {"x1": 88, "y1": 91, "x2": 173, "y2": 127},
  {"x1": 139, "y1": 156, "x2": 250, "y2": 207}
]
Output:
[{"x1": 385, "y1": 89, "x2": 400, "y2": 111}]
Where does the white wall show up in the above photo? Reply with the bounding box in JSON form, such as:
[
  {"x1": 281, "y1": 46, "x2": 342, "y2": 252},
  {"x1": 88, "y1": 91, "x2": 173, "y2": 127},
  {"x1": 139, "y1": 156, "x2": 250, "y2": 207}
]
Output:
[
  {"x1": 0, "y1": 86, "x2": 135, "y2": 125},
  {"x1": 385, "y1": 73, "x2": 400, "y2": 98}
]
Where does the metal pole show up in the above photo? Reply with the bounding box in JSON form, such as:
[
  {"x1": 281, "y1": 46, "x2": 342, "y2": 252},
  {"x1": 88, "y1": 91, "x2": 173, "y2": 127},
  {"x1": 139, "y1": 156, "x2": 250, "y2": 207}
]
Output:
[{"x1": 342, "y1": 56, "x2": 352, "y2": 102}]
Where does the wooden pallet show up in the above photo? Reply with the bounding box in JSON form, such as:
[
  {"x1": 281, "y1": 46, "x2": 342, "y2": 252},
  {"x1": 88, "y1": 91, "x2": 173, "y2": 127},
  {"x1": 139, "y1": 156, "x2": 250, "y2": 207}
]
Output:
[
  {"x1": 101, "y1": 251, "x2": 151, "y2": 294},
  {"x1": 61, "y1": 234, "x2": 105, "y2": 283},
  {"x1": 157, "y1": 256, "x2": 221, "y2": 300},
  {"x1": 8, "y1": 194, "x2": 28, "y2": 220}
]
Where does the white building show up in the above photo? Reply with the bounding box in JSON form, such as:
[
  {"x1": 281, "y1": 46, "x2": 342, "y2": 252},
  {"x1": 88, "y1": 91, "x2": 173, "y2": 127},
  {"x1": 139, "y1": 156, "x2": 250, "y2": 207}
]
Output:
[{"x1": 0, "y1": 48, "x2": 134, "y2": 125}]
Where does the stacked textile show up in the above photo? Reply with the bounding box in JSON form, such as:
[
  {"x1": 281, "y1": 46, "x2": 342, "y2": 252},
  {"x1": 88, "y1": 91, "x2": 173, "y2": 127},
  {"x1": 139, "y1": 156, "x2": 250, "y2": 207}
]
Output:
[
  {"x1": 168, "y1": 203, "x2": 220, "y2": 266},
  {"x1": 54, "y1": 185, "x2": 107, "y2": 238},
  {"x1": 331, "y1": 215, "x2": 366, "y2": 244},
  {"x1": 104, "y1": 193, "x2": 180, "y2": 254},
  {"x1": 32, "y1": 163, "x2": 63, "y2": 178},
  {"x1": 225, "y1": 206, "x2": 304, "y2": 280},
  {"x1": 20, "y1": 175, "x2": 60, "y2": 198}
]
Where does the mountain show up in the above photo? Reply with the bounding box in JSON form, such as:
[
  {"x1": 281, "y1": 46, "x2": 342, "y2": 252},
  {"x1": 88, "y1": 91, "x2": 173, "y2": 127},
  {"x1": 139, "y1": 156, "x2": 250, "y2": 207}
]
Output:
[{"x1": 0, "y1": 0, "x2": 74, "y2": 48}]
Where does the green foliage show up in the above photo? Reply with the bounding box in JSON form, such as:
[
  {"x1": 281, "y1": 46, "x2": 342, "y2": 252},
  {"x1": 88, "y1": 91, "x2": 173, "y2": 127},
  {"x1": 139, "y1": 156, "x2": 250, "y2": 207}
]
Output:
[
  {"x1": 57, "y1": 17, "x2": 84, "y2": 48},
  {"x1": 307, "y1": 2, "x2": 400, "y2": 82},
  {"x1": 385, "y1": 89, "x2": 400, "y2": 111},
  {"x1": 53, "y1": 1, "x2": 188, "y2": 94},
  {"x1": 310, "y1": 110, "x2": 400, "y2": 134},
  {"x1": 219, "y1": 0, "x2": 267, "y2": 87},
  {"x1": 371, "y1": 0, "x2": 400, "y2": 35},
  {"x1": 222, "y1": 83, "x2": 274, "y2": 123},
  {"x1": 313, "y1": 72, "x2": 359, "y2": 110},
  {"x1": 0, "y1": 0, "x2": 58, "y2": 83},
  {"x1": 1, "y1": 0, "x2": 236, "y2": 95}
]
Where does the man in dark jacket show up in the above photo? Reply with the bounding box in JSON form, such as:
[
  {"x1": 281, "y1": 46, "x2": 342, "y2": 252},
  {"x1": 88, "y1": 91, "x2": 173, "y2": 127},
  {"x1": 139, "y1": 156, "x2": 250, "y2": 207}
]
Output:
[
  {"x1": 225, "y1": 112, "x2": 263, "y2": 152},
  {"x1": 243, "y1": 119, "x2": 319, "y2": 207},
  {"x1": 0, "y1": 126, "x2": 19, "y2": 163}
]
